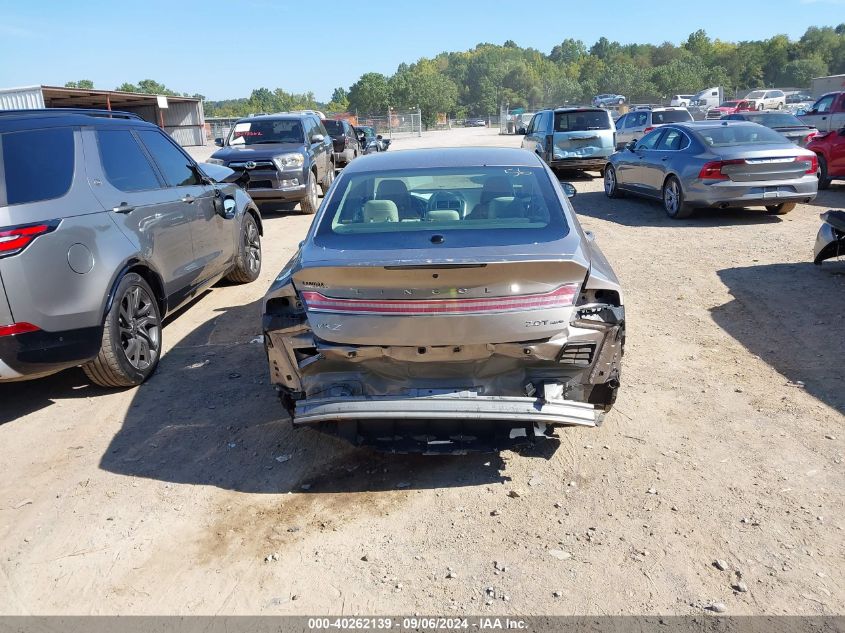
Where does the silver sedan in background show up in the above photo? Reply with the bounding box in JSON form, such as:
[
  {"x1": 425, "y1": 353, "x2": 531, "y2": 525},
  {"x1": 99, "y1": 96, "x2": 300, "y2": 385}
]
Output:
[{"x1": 603, "y1": 121, "x2": 818, "y2": 218}]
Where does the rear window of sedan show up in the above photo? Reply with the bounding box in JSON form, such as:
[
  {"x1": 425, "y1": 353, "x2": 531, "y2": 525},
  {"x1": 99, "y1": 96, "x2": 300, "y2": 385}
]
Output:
[
  {"x1": 696, "y1": 124, "x2": 791, "y2": 147},
  {"x1": 314, "y1": 166, "x2": 568, "y2": 242},
  {"x1": 652, "y1": 110, "x2": 693, "y2": 124},
  {"x1": 744, "y1": 113, "x2": 805, "y2": 127},
  {"x1": 554, "y1": 111, "x2": 611, "y2": 132}
]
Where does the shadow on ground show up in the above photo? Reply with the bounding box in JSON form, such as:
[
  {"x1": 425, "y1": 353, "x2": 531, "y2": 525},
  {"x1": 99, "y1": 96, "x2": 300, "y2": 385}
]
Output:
[
  {"x1": 711, "y1": 261, "x2": 845, "y2": 415},
  {"x1": 0, "y1": 368, "x2": 105, "y2": 425},
  {"x1": 810, "y1": 187, "x2": 845, "y2": 210},
  {"x1": 99, "y1": 296, "x2": 533, "y2": 494},
  {"x1": 572, "y1": 191, "x2": 785, "y2": 228}
]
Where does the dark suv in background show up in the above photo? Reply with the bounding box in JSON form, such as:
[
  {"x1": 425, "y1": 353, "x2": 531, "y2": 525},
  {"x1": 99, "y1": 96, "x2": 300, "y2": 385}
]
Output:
[
  {"x1": 0, "y1": 109, "x2": 262, "y2": 387},
  {"x1": 322, "y1": 119, "x2": 359, "y2": 166},
  {"x1": 210, "y1": 111, "x2": 335, "y2": 214}
]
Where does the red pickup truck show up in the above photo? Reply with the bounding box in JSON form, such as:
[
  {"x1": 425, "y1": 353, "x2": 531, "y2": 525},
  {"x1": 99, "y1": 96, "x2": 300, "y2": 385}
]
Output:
[
  {"x1": 808, "y1": 126, "x2": 845, "y2": 189},
  {"x1": 705, "y1": 100, "x2": 755, "y2": 119},
  {"x1": 800, "y1": 92, "x2": 845, "y2": 133}
]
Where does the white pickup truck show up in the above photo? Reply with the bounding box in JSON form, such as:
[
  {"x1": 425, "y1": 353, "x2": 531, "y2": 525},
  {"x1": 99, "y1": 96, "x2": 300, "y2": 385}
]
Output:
[{"x1": 800, "y1": 92, "x2": 845, "y2": 132}]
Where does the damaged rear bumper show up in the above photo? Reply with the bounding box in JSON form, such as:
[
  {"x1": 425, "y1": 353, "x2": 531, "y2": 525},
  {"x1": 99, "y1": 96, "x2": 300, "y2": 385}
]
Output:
[{"x1": 294, "y1": 392, "x2": 600, "y2": 427}]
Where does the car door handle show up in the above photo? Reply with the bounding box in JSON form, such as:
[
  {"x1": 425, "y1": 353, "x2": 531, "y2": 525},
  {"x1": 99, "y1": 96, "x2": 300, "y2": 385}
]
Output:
[
  {"x1": 113, "y1": 203, "x2": 135, "y2": 214},
  {"x1": 181, "y1": 195, "x2": 195, "y2": 204},
  {"x1": 661, "y1": 157, "x2": 669, "y2": 161}
]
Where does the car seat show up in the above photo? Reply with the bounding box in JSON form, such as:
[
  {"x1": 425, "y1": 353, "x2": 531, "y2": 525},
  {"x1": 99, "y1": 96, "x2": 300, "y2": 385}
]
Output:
[
  {"x1": 362, "y1": 200, "x2": 399, "y2": 223},
  {"x1": 376, "y1": 179, "x2": 420, "y2": 220},
  {"x1": 468, "y1": 176, "x2": 515, "y2": 219}
]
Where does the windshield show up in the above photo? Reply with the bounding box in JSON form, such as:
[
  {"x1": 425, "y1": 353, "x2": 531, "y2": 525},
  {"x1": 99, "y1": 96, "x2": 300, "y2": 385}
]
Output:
[
  {"x1": 358, "y1": 126, "x2": 375, "y2": 139},
  {"x1": 745, "y1": 91, "x2": 766, "y2": 99},
  {"x1": 696, "y1": 124, "x2": 791, "y2": 147},
  {"x1": 652, "y1": 110, "x2": 693, "y2": 124},
  {"x1": 322, "y1": 120, "x2": 344, "y2": 135},
  {"x1": 554, "y1": 111, "x2": 610, "y2": 132},
  {"x1": 748, "y1": 113, "x2": 805, "y2": 127},
  {"x1": 227, "y1": 119, "x2": 304, "y2": 146},
  {"x1": 314, "y1": 166, "x2": 567, "y2": 244}
]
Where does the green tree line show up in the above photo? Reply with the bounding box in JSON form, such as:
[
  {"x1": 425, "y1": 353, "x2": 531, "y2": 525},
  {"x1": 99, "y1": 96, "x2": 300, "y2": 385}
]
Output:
[{"x1": 67, "y1": 26, "x2": 845, "y2": 125}]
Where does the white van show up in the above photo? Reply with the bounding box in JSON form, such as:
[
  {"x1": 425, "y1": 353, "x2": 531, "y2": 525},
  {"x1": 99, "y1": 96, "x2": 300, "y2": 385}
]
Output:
[{"x1": 670, "y1": 94, "x2": 694, "y2": 107}]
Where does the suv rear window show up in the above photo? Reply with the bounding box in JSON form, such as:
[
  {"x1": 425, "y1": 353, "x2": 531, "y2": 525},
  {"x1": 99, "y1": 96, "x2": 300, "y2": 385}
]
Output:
[
  {"x1": 554, "y1": 111, "x2": 610, "y2": 132},
  {"x1": 1, "y1": 127, "x2": 74, "y2": 206},
  {"x1": 322, "y1": 120, "x2": 344, "y2": 135},
  {"x1": 652, "y1": 110, "x2": 693, "y2": 124}
]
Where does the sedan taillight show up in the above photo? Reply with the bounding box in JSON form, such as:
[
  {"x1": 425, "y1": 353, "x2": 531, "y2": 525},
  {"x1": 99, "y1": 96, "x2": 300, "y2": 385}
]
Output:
[
  {"x1": 697, "y1": 159, "x2": 743, "y2": 180},
  {"x1": 643, "y1": 126, "x2": 655, "y2": 134},
  {"x1": 0, "y1": 221, "x2": 59, "y2": 258},
  {"x1": 801, "y1": 154, "x2": 818, "y2": 175},
  {"x1": 301, "y1": 284, "x2": 580, "y2": 315}
]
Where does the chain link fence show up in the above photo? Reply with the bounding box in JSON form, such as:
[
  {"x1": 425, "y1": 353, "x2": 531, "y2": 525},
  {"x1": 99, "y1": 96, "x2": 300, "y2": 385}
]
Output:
[{"x1": 344, "y1": 110, "x2": 422, "y2": 138}]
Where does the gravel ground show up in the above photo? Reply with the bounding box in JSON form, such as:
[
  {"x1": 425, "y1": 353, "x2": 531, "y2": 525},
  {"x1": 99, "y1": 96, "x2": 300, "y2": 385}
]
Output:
[{"x1": 0, "y1": 127, "x2": 842, "y2": 616}]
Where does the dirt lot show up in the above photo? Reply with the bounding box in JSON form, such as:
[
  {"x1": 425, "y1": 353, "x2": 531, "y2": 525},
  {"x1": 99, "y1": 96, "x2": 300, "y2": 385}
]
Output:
[{"x1": 0, "y1": 127, "x2": 843, "y2": 616}]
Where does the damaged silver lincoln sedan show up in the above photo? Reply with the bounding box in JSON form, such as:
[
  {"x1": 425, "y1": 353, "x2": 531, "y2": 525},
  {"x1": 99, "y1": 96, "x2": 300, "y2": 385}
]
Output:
[{"x1": 261, "y1": 147, "x2": 624, "y2": 452}]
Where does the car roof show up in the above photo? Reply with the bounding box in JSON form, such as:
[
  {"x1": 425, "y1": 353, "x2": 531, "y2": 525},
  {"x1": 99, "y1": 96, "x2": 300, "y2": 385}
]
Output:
[
  {"x1": 341, "y1": 147, "x2": 543, "y2": 174},
  {"x1": 0, "y1": 108, "x2": 157, "y2": 133},
  {"x1": 234, "y1": 112, "x2": 315, "y2": 123},
  {"x1": 550, "y1": 107, "x2": 606, "y2": 113},
  {"x1": 671, "y1": 120, "x2": 764, "y2": 131}
]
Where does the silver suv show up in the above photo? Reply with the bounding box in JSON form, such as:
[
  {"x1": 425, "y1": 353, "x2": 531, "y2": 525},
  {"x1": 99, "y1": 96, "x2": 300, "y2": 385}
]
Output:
[
  {"x1": 521, "y1": 107, "x2": 616, "y2": 173},
  {"x1": 614, "y1": 107, "x2": 694, "y2": 148},
  {"x1": 0, "y1": 109, "x2": 263, "y2": 386}
]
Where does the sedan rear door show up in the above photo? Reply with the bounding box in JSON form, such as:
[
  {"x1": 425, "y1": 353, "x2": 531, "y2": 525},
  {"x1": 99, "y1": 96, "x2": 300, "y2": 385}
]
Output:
[
  {"x1": 618, "y1": 128, "x2": 665, "y2": 194},
  {"x1": 641, "y1": 127, "x2": 689, "y2": 191}
]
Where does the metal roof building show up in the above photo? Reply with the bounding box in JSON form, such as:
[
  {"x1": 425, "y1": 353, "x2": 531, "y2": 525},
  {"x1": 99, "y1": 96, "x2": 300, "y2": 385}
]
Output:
[{"x1": 0, "y1": 85, "x2": 206, "y2": 146}]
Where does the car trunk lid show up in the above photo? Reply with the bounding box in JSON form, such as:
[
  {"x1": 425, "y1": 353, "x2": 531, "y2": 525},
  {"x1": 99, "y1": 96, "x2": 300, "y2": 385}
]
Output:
[
  {"x1": 711, "y1": 145, "x2": 815, "y2": 182},
  {"x1": 292, "y1": 258, "x2": 588, "y2": 346}
]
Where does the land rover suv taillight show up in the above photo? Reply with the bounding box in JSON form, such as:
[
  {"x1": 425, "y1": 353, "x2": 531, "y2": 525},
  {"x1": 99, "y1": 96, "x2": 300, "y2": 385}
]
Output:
[{"x1": 0, "y1": 220, "x2": 59, "y2": 258}]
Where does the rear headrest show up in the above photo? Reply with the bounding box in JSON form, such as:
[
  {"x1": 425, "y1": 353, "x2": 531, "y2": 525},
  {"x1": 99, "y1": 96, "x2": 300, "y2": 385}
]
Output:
[
  {"x1": 426, "y1": 209, "x2": 460, "y2": 222},
  {"x1": 480, "y1": 176, "x2": 514, "y2": 205},
  {"x1": 487, "y1": 197, "x2": 521, "y2": 219},
  {"x1": 363, "y1": 200, "x2": 398, "y2": 223},
  {"x1": 376, "y1": 179, "x2": 409, "y2": 198}
]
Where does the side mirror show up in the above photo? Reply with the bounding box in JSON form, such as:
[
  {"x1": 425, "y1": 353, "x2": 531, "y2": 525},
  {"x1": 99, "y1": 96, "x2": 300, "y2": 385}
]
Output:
[
  {"x1": 312, "y1": 134, "x2": 325, "y2": 143},
  {"x1": 584, "y1": 230, "x2": 596, "y2": 243},
  {"x1": 517, "y1": 127, "x2": 527, "y2": 135},
  {"x1": 214, "y1": 137, "x2": 224, "y2": 147},
  {"x1": 212, "y1": 192, "x2": 236, "y2": 218},
  {"x1": 561, "y1": 182, "x2": 576, "y2": 198},
  {"x1": 626, "y1": 140, "x2": 637, "y2": 152},
  {"x1": 376, "y1": 134, "x2": 383, "y2": 140}
]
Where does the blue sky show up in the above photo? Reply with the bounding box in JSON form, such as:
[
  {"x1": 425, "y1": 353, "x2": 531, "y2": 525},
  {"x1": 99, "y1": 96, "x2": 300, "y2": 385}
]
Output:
[{"x1": 1, "y1": 0, "x2": 843, "y2": 101}]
